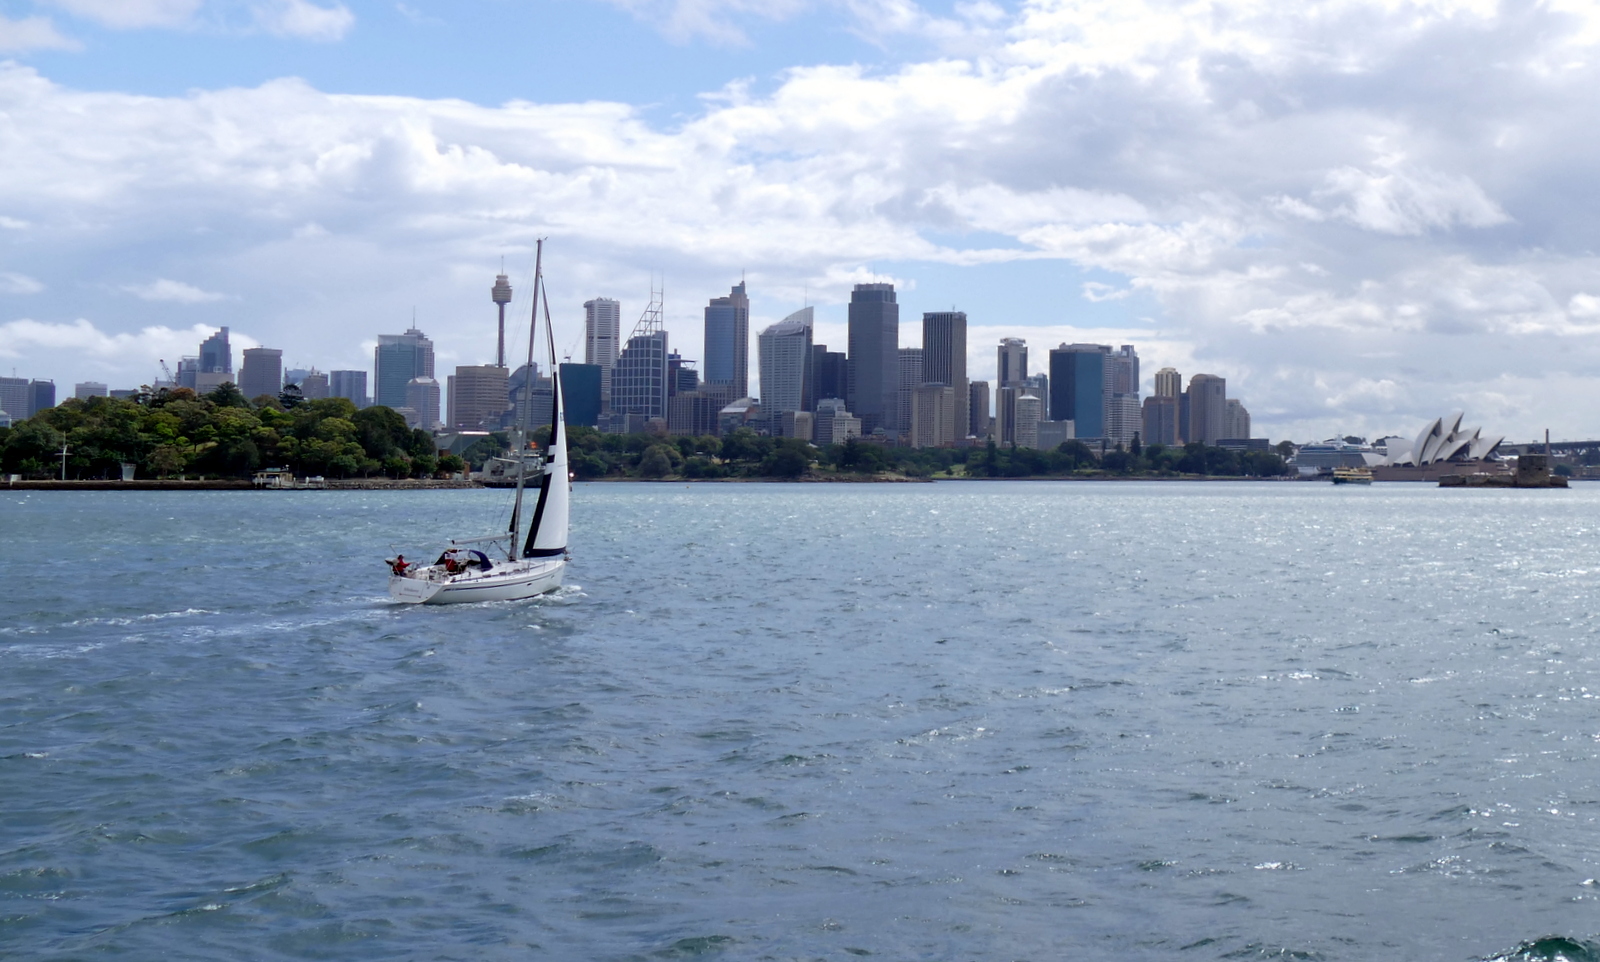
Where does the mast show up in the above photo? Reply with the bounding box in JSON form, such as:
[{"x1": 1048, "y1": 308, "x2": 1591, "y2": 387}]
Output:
[
  {"x1": 523, "y1": 247, "x2": 569, "y2": 559},
  {"x1": 506, "y1": 239, "x2": 544, "y2": 560}
]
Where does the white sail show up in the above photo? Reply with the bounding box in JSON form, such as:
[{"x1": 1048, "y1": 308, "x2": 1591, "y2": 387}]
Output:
[{"x1": 524, "y1": 368, "x2": 568, "y2": 558}]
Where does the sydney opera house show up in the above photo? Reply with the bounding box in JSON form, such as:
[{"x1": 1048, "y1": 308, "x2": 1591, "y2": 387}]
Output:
[{"x1": 1367, "y1": 412, "x2": 1505, "y2": 480}]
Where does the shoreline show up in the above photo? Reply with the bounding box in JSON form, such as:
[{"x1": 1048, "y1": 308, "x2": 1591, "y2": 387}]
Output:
[{"x1": 8, "y1": 474, "x2": 1313, "y2": 490}]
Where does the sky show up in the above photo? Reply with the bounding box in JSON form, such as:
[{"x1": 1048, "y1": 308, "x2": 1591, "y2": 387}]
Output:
[{"x1": 2, "y1": 0, "x2": 1599, "y2": 442}]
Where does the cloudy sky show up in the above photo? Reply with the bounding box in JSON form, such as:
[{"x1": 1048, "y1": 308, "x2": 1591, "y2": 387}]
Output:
[{"x1": 1, "y1": 0, "x2": 1597, "y2": 441}]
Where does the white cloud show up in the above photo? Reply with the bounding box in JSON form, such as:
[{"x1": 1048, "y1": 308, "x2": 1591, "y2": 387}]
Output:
[
  {"x1": 253, "y1": 0, "x2": 353, "y2": 41},
  {"x1": 121, "y1": 279, "x2": 231, "y2": 303},
  {"x1": 0, "y1": 318, "x2": 217, "y2": 361},
  {"x1": 0, "y1": 13, "x2": 79, "y2": 51},
  {"x1": 42, "y1": 0, "x2": 204, "y2": 29},
  {"x1": 0, "y1": 272, "x2": 45, "y2": 294}
]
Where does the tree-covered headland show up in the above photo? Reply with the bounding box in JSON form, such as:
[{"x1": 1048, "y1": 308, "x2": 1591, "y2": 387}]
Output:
[{"x1": 0, "y1": 384, "x2": 1289, "y2": 481}]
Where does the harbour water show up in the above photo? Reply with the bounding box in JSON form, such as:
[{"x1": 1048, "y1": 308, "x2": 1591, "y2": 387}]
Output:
[{"x1": 4, "y1": 482, "x2": 1600, "y2": 960}]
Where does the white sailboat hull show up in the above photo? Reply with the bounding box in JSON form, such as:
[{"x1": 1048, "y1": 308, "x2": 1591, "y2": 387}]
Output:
[{"x1": 388, "y1": 558, "x2": 565, "y2": 604}]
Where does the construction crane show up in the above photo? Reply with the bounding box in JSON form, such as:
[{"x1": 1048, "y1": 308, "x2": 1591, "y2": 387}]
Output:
[{"x1": 158, "y1": 358, "x2": 174, "y2": 384}]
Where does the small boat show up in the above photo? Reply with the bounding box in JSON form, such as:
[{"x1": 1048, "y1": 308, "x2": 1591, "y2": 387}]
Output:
[
  {"x1": 387, "y1": 240, "x2": 569, "y2": 604},
  {"x1": 1331, "y1": 466, "x2": 1373, "y2": 485}
]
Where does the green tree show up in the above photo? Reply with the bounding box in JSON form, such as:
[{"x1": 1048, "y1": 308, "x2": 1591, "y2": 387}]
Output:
[
  {"x1": 638, "y1": 444, "x2": 674, "y2": 478},
  {"x1": 761, "y1": 444, "x2": 810, "y2": 478},
  {"x1": 205, "y1": 382, "x2": 251, "y2": 409}
]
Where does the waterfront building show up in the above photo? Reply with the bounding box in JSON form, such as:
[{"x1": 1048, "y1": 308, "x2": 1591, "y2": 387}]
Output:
[
  {"x1": 612, "y1": 329, "x2": 669, "y2": 420},
  {"x1": 997, "y1": 337, "x2": 1028, "y2": 387},
  {"x1": 896, "y1": 347, "x2": 923, "y2": 438},
  {"x1": 780, "y1": 410, "x2": 814, "y2": 441},
  {"x1": 1105, "y1": 394, "x2": 1141, "y2": 449},
  {"x1": 375, "y1": 327, "x2": 435, "y2": 410},
  {"x1": 1049, "y1": 344, "x2": 1105, "y2": 439},
  {"x1": 1153, "y1": 366, "x2": 1182, "y2": 398},
  {"x1": 330, "y1": 370, "x2": 368, "y2": 408},
  {"x1": 1014, "y1": 393, "x2": 1043, "y2": 449},
  {"x1": 199, "y1": 327, "x2": 232, "y2": 376},
  {"x1": 239, "y1": 348, "x2": 283, "y2": 401},
  {"x1": 969, "y1": 380, "x2": 991, "y2": 438},
  {"x1": 404, "y1": 376, "x2": 442, "y2": 430},
  {"x1": 809, "y1": 346, "x2": 847, "y2": 411},
  {"x1": 910, "y1": 382, "x2": 956, "y2": 448},
  {"x1": 1037, "y1": 420, "x2": 1075, "y2": 450},
  {"x1": 815, "y1": 398, "x2": 860, "y2": 444},
  {"x1": 758, "y1": 308, "x2": 813, "y2": 421},
  {"x1": 299, "y1": 371, "x2": 329, "y2": 400},
  {"x1": 447, "y1": 365, "x2": 510, "y2": 431},
  {"x1": 1224, "y1": 399, "x2": 1251, "y2": 441},
  {"x1": 559, "y1": 363, "x2": 603, "y2": 428},
  {"x1": 1186, "y1": 374, "x2": 1227, "y2": 444},
  {"x1": 668, "y1": 392, "x2": 720, "y2": 437},
  {"x1": 995, "y1": 385, "x2": 1020, "y2": 445},
  {"x1": 703, "y1": 281, "x2": 750, "y2": 401},
  {"x1": 846, "y1": 283, "x2": 898, "y2": 435},
  {"x1": 922, "y1": 311, "x2": 968, "y2": 439},
  {"x1": 584, "y1": 297, "x2": 621, "y2": 411},
  {"x1": 74, "y1": 382, "x2": 108, "y2": 399},
  {"x1": 1142, "y1": 395, "x2": 1180, "y2": 446}
]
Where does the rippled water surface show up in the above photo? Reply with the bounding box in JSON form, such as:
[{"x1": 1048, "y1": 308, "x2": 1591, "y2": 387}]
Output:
[{"x1": 6, "y1": 481, "x2": 1600, "y2": 960}]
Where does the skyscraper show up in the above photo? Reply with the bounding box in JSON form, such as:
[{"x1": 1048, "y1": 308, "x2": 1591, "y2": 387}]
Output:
[
  {"x1": 1224, "y1": 398, "x2": 1252, "y2": 440},
  {"x1": 199, "y1": 327, "x2": 232, "y2": 375},
  {"x1": 584, "y1": 298, "x2": 621, "y2": 411},
  {"x1": 299, "y1": 371, "x2": 329, "y2": 400},
  {"x1": 1142, "y1": 396, "x2": 1180, "y2": 446},
  {"x1": 447, "y1": 365, "x2": 510, "y2": 431},
  {"x1": 405, "y1": 376, "x2": 442, "y2": 430},
  {"x1": 703, "y1": 281, "x2": 749, "y2": 401},
  {"x1": 330, "y1": 370, "x2": 368, "y2": 408},
  {"x1": 0, "y1": 377, "x2": 28, "y2": 421},
  {"x1": 897, "y1": 347, "x2": 922, "y2": 437},
  {"x1": 910, "y1": 382, "x2": 956, "y2": 448},
  {"x1": 969, "y1": 380, "x2": 991, "y2": 437},
  {"x1": 922, "y1": 311, "x2": 968, "y2": 439},
  {"x1": 74, "y1": 382, "x2": 108, "y2": 399},
  {"x1": 758, "y1": 307, "x2": 813, "y2": 418},
  {"x1": 810, "y1": 345, "x2": 847, "y2": 410},
  {"x1": 559, "y1": 363, "x2": 603, "y2": 428},
  {"x1": 1153, "y1": 366, "x2": 1182, "y2": 398},
  {"x1": 612, "y1": 330, "x2": 669, "y2": 419},
  {"x1": 29, "y1": 380, "x2": 54, "y2": 417},
  {"x1": 239, "y1": 348, "x2": 283, "y2": 401},
  {"x1": 1186, "y1": 374, "x2": 1227, "y2": 444},
  {"x1": 374, "y1": 327, "x2": 435, "y2": 410},
  {"x1": 997, "y1": 338, "x2": 1028, "y2": 387},
  {"x1": 847, "y1": 282, "x2": 898, "y2": 434},
  {"x1": 1048, "y1": 345, "x2": 1106, "y2": 439}
]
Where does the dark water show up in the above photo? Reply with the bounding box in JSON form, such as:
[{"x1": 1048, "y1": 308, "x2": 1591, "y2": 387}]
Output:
[{"x1": 5, "y1": 482, "x2": 1600, "y2": 961}]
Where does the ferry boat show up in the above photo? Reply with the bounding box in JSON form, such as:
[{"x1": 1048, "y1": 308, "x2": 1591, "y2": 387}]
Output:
[{"x1": 1331, "y1": 466, "x2": 1374, "y2": 485}]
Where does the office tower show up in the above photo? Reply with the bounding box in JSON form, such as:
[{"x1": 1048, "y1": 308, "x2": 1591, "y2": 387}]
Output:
[
  {"x1": 1186, "y1": 374, "x2": 1227, "y2": 443},
  {"x1": 815, "y1": 398, "x2": 861, "y2": 444},
  {"x1": 910, "y1": 382, "x2": 956, "y2": 448},
  {"x1": 239, "y1": 348, "x2": 283, "y2": 401},
  {"x1": 507, "y1": 364, "x2": 553, "y2": 428},
  {"x1": 283, "y1": 367, "x2": 311, "y2": 387},
  {"x1": 375, "y1": 327, "x2": 435, "y2": 410},
  {"x1": 1015, "y1": 393, "x2": 1043, "y2": 449},
  {"x1": 1037, "y1": 419, "x2": 1075, "y2": 449},
  {"x1": 810, "y1": 346, "x2": 847, "y2": 411},
  {"x1": 492, "y1": 273, "x2": 513, "y2": 368},
  {"x1": 897, "y1": 347, "x2": 923, "y2": 437},
  {"x1": 199, "y1": 327, "x2": 232, "y2": 375},
  {"x1": 758, "y1": 307, "x2": 813, "y2": 419},
  {"x1": 612, "y1": 329, "x2": 669, "y2": 419},
  {"x1": 997, "y1": 337, "x2": 1028, "y2": 387},
  {"x1": 1025, "y1": 372, "x2": 1050, "y2": 422},
  {"x1": 447, "y1": 365, "x2": 510, "y2": 431},
  {"x1": 1048, "y1": 344, "x2": 1106, "y2": 439},
  {"x1": 922, "y1": 311, "x2": 968, "y2": 438},
  {"x1": 995, "y1": 385, "x2": 1020, "y2": 445},
  {"x1": 969, "y1": 380, "x2": 991, "y2": 437},
  {"x1": 176, "y1": 357, "x2": 199, "y2": 390},
  {"x1": 780, "y1": 410, "x2": 814, "y2": 441},
  {"x1": 1142, "y1": 395, "x2": 1180, "y2": 446},
  {"x1": 703, "y1": 281, "x2": 750, "y2": 401},
  {"x1": 1101, "y1": 344, "x2": 1140, "y2": 447},
  {"x1": 0, "y1": 377, "x2": 27, "y2": 421},
  {"x1": 668, "y1": 392, "x2": 720, "y2": 437},
  {"x1": 330, "y1": 370, "x2": 369, "y2": 408},
  {"x1": 1224, "y1": 399, "x2": 1251, "y2": 440},
  {"x1": 667, "y1": 353, "x2": 700, "y2": 396},
  {"x1": 584, "y1": 297, "x2": 621, "y2": 411},
  {"x1": 559, "y1": 363, "x2": 603, "y2": 428},
  {"x1": 405, "y1": 376, "x2": 442, "y2": 430},
  {"x1": 299, "y1": 371, "x2": 329, "y2": 400},
  {"x1": 1154, "y1": 366, "x2": 1182, "y2": 398},
  {"x1": 29, "y1": 379, "x2": 54, "y2": 416},
  {"x1": 846, "y1": 282, "x2": 898, "y2": 434},
  {"x1": 74, "y1": 382, "x2": 108, "y2": 399}
]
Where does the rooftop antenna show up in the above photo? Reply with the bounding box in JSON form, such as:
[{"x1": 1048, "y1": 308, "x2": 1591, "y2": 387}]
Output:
[{"x1": 629, "y1": 272, "x2": 665, "y2": 339}]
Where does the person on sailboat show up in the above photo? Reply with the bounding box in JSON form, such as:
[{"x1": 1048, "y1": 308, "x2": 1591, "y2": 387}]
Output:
[{"x1": 389, "y1": 555, "x2": 410, "y2": 575}]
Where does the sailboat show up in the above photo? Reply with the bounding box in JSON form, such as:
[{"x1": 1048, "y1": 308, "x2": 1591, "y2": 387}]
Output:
[{"x1": 387, "y1": 240, "x2": 569, "y2": 604}]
